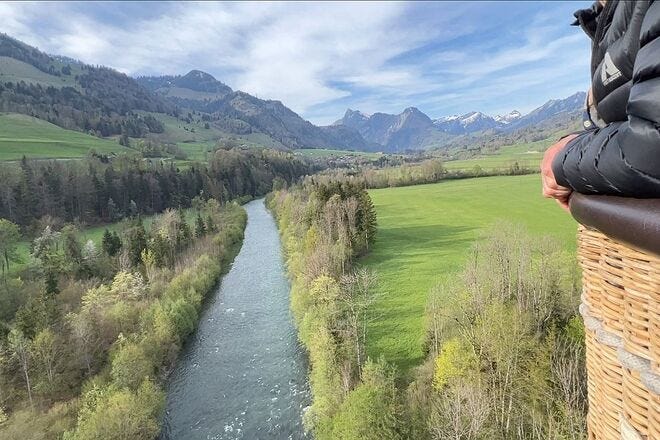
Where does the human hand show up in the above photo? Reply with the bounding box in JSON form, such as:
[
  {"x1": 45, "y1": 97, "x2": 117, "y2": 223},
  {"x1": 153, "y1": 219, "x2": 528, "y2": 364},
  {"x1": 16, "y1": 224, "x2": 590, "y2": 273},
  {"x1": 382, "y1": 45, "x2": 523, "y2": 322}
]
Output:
[{"x1": 541, "y1": 134, "x2": 578, "y2": 212}]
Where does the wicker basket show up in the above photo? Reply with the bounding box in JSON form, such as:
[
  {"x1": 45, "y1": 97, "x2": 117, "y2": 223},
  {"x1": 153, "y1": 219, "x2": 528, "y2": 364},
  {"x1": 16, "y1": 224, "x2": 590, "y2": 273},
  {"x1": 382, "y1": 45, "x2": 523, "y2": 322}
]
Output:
[
  {"x1": 578, "y1": 226, "x2": 660, "y2": 440},
  {"x1": 578, "y1": 227, "x2": 626, "y2": 336},
  {"x1": 599, "y1": 338, "x2": 624, "y2": 439}
]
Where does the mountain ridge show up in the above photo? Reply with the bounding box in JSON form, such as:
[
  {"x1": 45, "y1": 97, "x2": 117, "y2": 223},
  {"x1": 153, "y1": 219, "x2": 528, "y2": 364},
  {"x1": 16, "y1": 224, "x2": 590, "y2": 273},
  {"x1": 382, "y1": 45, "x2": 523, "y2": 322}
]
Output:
[
  {"x1": 333, "y1": 91, "x2": 585, "y2": 151},
  {"x1": 0, "y1": 32, "x2": 585, "y2": 154}
]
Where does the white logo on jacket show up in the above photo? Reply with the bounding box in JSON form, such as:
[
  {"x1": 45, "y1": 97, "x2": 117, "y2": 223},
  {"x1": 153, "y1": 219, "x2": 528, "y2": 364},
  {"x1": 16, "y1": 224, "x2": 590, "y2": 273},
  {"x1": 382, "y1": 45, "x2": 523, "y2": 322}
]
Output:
[{"x1": 601, "y1": 52, "x2": 622, "y2": 86}]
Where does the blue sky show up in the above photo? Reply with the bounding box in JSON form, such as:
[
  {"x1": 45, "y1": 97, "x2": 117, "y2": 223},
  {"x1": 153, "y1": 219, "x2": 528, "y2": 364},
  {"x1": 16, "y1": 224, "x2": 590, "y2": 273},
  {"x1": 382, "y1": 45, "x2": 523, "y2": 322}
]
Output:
[{"x1": 1, "y1": 1, "x2": 593, "y2": 124}]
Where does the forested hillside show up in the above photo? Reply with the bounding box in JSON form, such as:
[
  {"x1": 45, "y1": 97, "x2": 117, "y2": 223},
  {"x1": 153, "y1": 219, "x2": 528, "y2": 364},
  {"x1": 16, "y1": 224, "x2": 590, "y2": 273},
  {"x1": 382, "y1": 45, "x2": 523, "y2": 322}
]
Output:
[
  {"x1": 0, "y1": 34, "x2": 173, "y2": 138},
  {"x1": 138, "y1": 72, "x2": 372, "y2": 151}
]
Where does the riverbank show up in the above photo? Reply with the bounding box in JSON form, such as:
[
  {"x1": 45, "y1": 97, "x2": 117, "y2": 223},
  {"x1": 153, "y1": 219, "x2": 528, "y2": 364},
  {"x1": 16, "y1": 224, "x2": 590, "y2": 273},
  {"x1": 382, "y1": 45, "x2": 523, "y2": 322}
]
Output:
[{"x1": 267, "y1": 183, "x2": 401, "y2": 439}]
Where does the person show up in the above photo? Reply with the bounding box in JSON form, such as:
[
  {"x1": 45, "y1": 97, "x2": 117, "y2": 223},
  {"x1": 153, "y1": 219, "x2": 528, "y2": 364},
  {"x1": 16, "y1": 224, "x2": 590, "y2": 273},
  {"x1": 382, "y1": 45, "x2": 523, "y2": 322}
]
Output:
[{"x1": 541, "y1": 0, "x2": 660, "y2": 211}]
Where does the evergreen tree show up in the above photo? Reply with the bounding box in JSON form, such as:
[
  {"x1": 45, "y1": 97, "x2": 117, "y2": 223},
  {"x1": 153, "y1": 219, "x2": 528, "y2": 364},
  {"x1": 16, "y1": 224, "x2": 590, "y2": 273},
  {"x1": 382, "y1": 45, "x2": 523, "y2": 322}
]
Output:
[
  {"x1": 175, "y1": 210, "x2": 192, "y2": 250},
  {"x1": 119, "y1": 133, "x2": 131, "y2": 147},
  {"x1": 107, "y1": 198, "x2": 119, "y2": 221},
  {"x1": 126, "y1": 222, "x2": 147, "y2": 267},
  {"x1": 45, "y1": 270, "x2": 60, "y2": 296},
  {"x1": 102, "y1": 229, "x2": 121, "y2": 257},
  {"x1": 149, "y1": 234, "x2": 171, "y2": 268},
  {"x1": 206, "y1": 215, "x2": 217, "y2": 233},
  {"x1": 62, "y1": 226, "x2": 83, "y2": 267},
  {"x1": 0, "y1": 219, "x2": 21, "y2": 281},
  {"x1": 195, "y1": 214, "x2": 206, "y2": 238}
]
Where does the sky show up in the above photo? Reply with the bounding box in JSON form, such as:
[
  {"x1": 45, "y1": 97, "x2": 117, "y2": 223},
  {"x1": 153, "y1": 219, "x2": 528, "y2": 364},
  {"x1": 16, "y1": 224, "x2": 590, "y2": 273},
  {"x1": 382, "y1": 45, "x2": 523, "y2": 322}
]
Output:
[{"x1": 1, "y1": 1, "x2": 593, "y2": 125}]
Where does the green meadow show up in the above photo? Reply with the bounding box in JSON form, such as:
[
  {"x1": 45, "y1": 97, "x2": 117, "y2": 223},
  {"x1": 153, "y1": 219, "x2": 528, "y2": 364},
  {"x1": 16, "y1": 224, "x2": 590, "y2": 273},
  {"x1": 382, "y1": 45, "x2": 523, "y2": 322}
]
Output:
[
  {"x1": 442, "y1": 138, "x2": 553, "y2": 172},
  {"x1": 0, "y1": 113, "x2": 127, "y2": 160},
  {"x1": 361, "y1": 174, "x2": 578, "y2": 374},
  {"x1": 144, "y1": 112, "x2": 286, "y2": 161}
]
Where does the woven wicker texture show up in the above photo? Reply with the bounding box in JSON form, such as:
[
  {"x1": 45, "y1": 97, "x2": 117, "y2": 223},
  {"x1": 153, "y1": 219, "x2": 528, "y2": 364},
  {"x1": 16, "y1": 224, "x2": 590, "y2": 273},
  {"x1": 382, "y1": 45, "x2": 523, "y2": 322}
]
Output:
[
  {"x1": 642, "y1": 372, "x2": 660, "y2": 440},
  {"x1": 650, "y1": 389, "x2": 660, "y2": 440},
  {"x1": 619, "y1": 350, "x2": 652, "y2": 436},
  {"x1": 578, "y1": 227, "x2": 626, "y2": 336},
  {"x1": 577, "y1": 226, "x2": 660, "y2": 440}
]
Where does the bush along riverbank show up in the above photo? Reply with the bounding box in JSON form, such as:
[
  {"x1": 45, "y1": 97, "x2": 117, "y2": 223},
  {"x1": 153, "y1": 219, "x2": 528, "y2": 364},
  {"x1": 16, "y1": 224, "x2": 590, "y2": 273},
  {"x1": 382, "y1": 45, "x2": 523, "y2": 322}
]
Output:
[
  {"x1": 268, "y1": 181, "x2": 409, "y2": 439},
  {"x1": 0, "y1": 200, "x2": 247, "y2": 439}
]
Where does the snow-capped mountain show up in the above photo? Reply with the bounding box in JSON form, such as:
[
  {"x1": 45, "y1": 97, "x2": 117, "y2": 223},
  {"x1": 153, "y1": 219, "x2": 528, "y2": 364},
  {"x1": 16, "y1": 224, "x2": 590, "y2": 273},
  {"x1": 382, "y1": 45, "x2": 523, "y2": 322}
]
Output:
[
  {"x1": 332, "y1": 91, "x2": 585, "y2": 152},
  {"x1": 433, "y1": 111, "x2": 500, "y2": 135},
  {"x1": 494, "y1": 110, "x2": 522, "y2": 124},
  {"x1": 505, "y1": 92, "x2": 585, "y2": 130}
]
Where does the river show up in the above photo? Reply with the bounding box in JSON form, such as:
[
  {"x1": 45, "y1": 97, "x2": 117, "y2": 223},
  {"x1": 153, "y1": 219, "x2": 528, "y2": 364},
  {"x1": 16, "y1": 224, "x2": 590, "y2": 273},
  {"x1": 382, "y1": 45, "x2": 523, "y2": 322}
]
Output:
[{"x1": 160, "y1": 199, "x2": 311, "y2": 440}]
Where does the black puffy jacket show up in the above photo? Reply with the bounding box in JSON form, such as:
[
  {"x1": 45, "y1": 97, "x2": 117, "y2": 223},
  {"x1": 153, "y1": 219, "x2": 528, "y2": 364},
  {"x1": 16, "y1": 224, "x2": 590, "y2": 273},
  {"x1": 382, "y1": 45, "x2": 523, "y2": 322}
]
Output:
[{"x1": 552, "y1": 0, "x2": 660, "y2": 197}]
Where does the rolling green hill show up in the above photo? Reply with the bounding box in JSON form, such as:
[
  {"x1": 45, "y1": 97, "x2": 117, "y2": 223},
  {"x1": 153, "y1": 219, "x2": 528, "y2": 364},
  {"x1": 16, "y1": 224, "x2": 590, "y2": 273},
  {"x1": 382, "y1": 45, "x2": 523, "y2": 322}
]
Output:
[
  {"x1": 0, "y1": 56, "x2": 78, "y2": 88},
  {"x1": 0, "y1": 113, "x2": 129, "y2": 160},
  {"x1": 361, "y1": 174, "x2": 578, "y2": 374}
]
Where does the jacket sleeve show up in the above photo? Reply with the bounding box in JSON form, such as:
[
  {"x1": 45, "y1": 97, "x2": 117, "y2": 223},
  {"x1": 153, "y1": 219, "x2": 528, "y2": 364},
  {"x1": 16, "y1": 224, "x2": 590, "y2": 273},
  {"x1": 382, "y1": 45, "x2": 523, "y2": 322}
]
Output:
[{"x1": 552, "y1": 1, "x2": 660, "y2": 198}]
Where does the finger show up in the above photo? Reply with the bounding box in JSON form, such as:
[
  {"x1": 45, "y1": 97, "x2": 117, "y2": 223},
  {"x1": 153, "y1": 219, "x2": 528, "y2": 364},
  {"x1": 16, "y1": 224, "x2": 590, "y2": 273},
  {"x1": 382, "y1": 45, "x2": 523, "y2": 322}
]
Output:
[
  {"x1": 541, "y1": 174, "x2": 567, "y2": 191},
  {"x1": 556, "y1": 199, "x2": 571, "y2": 213},
  {"x1": 544, "y1": 187, "x2": 572, "y2": 198}
]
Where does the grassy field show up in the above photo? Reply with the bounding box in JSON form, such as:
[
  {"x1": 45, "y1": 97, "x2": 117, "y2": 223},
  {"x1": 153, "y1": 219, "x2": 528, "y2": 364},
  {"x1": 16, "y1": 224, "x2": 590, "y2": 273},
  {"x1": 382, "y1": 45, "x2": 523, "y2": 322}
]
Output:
[
  {"x1": 361, "y1": 174, "x2": 578, "y2": 375},
  {"x1": 0, "y1": 113, "x2": 128, "y2": 160},
  {"x1": 442, "y1": 138, "x2": 552, "y2": 172}
]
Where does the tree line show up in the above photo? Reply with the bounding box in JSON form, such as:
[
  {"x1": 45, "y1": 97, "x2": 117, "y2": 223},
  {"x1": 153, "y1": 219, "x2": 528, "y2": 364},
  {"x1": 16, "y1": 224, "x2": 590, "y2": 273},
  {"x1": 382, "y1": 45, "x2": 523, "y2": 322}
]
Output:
[
  {"x1": 310, "y1": 158, "x2": 536, "y2": 191},
  {"x1": 0, "y1": 80, "x2": 168, "y2": 138},
  {"x1": 0, "y1": 148, "x2": 310, "y2": 232}
]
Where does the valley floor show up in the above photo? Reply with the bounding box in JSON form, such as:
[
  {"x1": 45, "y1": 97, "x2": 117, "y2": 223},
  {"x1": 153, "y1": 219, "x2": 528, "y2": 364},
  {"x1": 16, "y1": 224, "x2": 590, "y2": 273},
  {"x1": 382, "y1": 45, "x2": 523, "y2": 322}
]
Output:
[{"x1": 361, "y1": 174, "x2": 578, "y2": 374}]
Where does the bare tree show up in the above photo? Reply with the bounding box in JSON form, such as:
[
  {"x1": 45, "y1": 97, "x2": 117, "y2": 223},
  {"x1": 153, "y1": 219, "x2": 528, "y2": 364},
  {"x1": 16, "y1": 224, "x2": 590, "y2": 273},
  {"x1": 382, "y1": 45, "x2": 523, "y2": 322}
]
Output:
[
  {"x1": 8, "y1": 329, "x2": 33, "y2": 407},
  {"x1": 430, "y1": 380, "x2": 491, "y2": 440},
  {"x1": 552, "y1": 338, "x2": 587, "y2": 439},
  {"x1": 32, "y1": 329, "x2": 60, "y2": 386},
  {"x1": 339, "y1": 268, "x2": 379, "y2": 373},
  {"x1": 426, "y1": 282, "x2": 452, "y2": 356}
]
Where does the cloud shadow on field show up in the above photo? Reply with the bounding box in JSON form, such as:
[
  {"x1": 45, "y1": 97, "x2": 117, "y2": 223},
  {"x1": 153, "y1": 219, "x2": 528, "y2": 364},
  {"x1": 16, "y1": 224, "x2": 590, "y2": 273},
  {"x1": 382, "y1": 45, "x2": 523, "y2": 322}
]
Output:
[{"x1": 366, "y1": 223, "x2": 476, "y2": 267}]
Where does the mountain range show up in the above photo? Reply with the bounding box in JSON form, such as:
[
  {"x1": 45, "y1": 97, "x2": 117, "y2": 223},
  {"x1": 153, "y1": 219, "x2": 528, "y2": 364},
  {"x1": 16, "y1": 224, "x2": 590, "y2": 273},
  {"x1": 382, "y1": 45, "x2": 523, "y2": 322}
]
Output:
[
  {"x1": 0, "y1": 32, "x2": 585, "y2": 154},
  {"x1": 332, "y1": 91, "x2": 584, "y2": 151}
]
